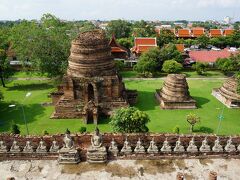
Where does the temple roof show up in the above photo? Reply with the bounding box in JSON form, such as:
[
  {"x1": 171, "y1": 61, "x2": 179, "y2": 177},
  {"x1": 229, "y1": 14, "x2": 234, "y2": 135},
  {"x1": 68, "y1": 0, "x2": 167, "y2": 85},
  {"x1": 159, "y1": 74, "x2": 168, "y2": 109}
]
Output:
[
  {"x1": 109, "y1": 34, "x2": 128, "y2": 53},
  {"x1": 223, "y1": 29, "x2": 234, "y2": 36},
  {"x1": 209, "y1": 29, "x2": 222, "y2": 37},
  {"x1": 177, "y1": 29, "x2": 191, "y2": 38},
  {"x1": 132, "y1": 37, "x2": 157, "y2": 54},
  {"x1": 192, "y1": 28, "x2": 205, "y2": 37}
]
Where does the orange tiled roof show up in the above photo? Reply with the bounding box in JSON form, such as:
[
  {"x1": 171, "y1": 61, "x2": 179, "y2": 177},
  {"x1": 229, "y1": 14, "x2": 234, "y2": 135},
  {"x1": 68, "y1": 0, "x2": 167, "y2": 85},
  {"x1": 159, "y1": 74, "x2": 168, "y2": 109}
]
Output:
[
  {"x1": 209, "y1": 29, "x2": 222, "y2": 37},
  {"x1": 176, "y1": 44, "x2": 185, "y2": 53},
  {"x1": 132, "y1": 37, "x2": 157, "y2": 54},
  {"x1": 223, "y1": 29, "x2": 234, "y2": 36},
  {"x1": 109, "y1": 34, "x2": 128, "y2": 53},
  {"x1": 192, "y1": 28, "x2": 205, "y2": 37},
  {"x1": 177, "y1": 29, "x2": 191, "y2": 38}
]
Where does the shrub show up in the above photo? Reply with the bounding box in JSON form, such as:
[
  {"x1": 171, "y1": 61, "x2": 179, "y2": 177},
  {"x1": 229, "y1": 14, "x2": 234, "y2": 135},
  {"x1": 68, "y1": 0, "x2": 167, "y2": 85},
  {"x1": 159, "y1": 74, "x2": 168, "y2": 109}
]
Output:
[
  {"x1": 193, "y1": 62, "x2": 208, "y2": 75},
  {"x1": 11, "y1": 124, "x2": 20, "y2": 134},
  {"x1": 110, "y1": 107, "x2": 150, "y2": 133},
  {"x1": 162, "y1": 59, "x2": 183, "y2": 73},
  {"x1": 65, "y1": 128, "x2": 70, "y2": 134},
  {"x1": 216, "y1": 58, "x2": 235, "y2": 74},
  {"x1": 186, "y1": 113, "x2": 200, "y2": 133},
  {"x1": 115, "y1": 60, "x2": 125, "y2": 72},
  {"x1": 79, "y1": 126, "x2": 87, "y2": 133},
  {"x1": 172, "y1": 126, "x2": 180, "y2": 134},
  {"x1": 42, "y1": 130, "x2": 49, "y2": 135}
]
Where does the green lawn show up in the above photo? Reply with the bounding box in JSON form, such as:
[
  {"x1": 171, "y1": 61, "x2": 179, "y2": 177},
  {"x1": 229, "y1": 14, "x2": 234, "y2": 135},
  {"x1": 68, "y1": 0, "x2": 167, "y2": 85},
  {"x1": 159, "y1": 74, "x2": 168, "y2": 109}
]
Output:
[
  {"x1": 120, "y1": 70, "x2": 227, "y2": 78},
  {"x1": 0, "y1": 79, "x2": 239, "y2": 135},
  {"x1": 12, "y1": 71, "x2": 48, "y2": 78}
]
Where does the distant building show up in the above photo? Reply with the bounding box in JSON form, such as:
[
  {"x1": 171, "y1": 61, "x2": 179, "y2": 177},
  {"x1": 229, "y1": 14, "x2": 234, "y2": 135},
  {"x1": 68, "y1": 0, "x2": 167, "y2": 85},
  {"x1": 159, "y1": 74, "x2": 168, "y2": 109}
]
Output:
[
  {"x1": 223, "y1": 29, "x2": 234, "y2": 36},
  {"x1": 209, "y1": 29, "x2": 222, "y2": 38},
  {"x1": 188, "y1": 48, "x2": 238, "y2": 64},
  {"x1": 109, "y1": 35, "x2": 128, "y2": 60},
  {"x1": 131, "y1": 37, "x2": 157, "y2": 56},
  {"x1": 176, "y1": 29, "x2": 191, "y2": 38},
  {"x1": 191, "y1": 28, "x2": 205, "y2": 38}
]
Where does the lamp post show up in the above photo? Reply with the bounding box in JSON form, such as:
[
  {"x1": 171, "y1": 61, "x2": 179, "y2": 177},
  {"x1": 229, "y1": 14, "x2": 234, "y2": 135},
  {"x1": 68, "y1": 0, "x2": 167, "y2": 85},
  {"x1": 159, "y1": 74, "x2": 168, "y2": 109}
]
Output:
[
  {"x1": 216, "y1": 105, "x2": 225, "y2": 134},
  {"x1": 9, "y1": 92, "x2": 31, "y2": 135}
]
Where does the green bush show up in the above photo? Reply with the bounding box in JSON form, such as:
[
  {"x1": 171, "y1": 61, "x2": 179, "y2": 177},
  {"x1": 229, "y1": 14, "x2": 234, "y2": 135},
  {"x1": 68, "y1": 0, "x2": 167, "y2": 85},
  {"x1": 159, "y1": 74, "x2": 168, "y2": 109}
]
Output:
[
  {"x1": 193, "y1": 62, "x2": 208, "y2": 75},
  {"x1": 79, "y1": 127, "x2": 87, "y2": 133},
  {"x1": 172, "y1": 126, "x2": 180, "y2": 134},
  {"x1": 42, "y1": 130, "x2": 49, "y2": 135},
  {"x1": 65, "y1": 128, "x2": 70, "y2": 134},
  {"x1": 11, "y1": 124, "x2": 20, "y2": 134},
  {"x1": 162, "y1": 59, "x2": 183, "y2": 73},
  {"x1": 110, "y1": 107, "x2": 150, "y2": 133},
  {"x1": 115, "y1": 60, "x2": 125, "y2": 72}
]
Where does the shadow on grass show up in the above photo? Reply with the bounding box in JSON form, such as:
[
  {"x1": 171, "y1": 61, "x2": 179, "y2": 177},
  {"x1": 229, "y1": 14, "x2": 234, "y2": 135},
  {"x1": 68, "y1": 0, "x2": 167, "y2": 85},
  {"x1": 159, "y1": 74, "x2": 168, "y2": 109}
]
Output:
[
  {"x1": 193, "y1": 96, "x2": 210, "y2": 108},
  {"x1": 0, "y1": 101, "x2": 45, "y2": 133},
  {"x1": 98, "y1": 115, "x2": 111, "y2": 125},
  {"x1": 135, "y1": 91, "x2": 158, "y2": 111},
  {"x1": 7, "y1": 82, "x2": 54, "y2": 91},
  {"x1": 194, "y1": 126, "x2": 214, "y2": 133}
]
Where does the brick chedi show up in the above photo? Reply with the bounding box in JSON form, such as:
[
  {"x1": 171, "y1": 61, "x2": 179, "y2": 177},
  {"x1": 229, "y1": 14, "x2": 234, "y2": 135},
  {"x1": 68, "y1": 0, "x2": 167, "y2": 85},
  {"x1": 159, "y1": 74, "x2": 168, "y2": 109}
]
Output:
[
  {"x1": 212, "y1": 77, "x2": 240, "y2": 108},
  {"x1": 51, "y1": 30, "x2": 137, "y2": 124},
  {"x1": 155, "y1": 74, "x2": 196, "y2": 109}
]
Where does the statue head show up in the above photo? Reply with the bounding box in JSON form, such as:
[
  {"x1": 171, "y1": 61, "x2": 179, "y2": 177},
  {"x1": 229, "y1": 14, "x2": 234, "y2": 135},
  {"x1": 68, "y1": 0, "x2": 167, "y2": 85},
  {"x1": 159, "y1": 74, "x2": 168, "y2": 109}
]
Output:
[{"x1": 94, "y1": 127, "x2": 100, "y2": 136}]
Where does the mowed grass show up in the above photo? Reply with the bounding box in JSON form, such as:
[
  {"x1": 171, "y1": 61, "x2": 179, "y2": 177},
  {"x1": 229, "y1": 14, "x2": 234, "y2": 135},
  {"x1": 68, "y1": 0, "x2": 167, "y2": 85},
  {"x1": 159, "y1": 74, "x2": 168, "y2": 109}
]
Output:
[
  {"x1": 0, "y1": 79, "x2": 239, "y2": 135},
  {"x1": 120, "y1": 70, "x2": 227, "y2": 78}
]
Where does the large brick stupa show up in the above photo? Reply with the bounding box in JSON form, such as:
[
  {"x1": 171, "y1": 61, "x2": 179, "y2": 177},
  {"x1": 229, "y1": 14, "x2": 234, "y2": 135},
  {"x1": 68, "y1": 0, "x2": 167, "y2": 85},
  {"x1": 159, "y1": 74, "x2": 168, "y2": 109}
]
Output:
[{"x1": 51, "y1": 30, "x2": 137, "y2": 124}]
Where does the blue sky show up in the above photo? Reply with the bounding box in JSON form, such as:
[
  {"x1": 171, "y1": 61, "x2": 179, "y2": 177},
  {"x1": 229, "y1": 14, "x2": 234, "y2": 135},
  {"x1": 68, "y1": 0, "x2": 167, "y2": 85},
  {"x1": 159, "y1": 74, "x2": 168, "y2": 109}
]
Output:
[{"x1": 0, "y1": 0, "x2": 240, "y2": 21}]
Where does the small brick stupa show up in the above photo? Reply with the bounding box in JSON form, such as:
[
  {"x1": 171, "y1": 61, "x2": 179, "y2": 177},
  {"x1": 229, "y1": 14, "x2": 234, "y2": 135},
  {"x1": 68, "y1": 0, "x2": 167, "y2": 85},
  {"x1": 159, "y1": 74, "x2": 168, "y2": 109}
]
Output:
[
  {"x1": 155, "y1": 74, "x2": 196, "y2": 109},
  {"x1": 212, "y1": 77, "x2": 240, "y2": 108},
  {"x1": 51, "y1": 30, "x2": 137, "y2": 124}
]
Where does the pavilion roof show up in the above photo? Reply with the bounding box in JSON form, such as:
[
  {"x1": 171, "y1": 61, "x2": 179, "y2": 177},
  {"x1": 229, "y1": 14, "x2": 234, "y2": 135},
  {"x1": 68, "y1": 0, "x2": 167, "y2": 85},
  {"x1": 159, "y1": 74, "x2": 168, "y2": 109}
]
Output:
[
  {"x1": 223, "y1": 29, "x2": 234, "y2": 36},
  {"x1": 209, "y1": 29, "x2": 222, "y2": 37},
  {"x1": 177, "y1": 29, "x2": 191, "y2": 38},
  {"x1": 132, "y1": 37, "x2": 157, "y2": 54}
]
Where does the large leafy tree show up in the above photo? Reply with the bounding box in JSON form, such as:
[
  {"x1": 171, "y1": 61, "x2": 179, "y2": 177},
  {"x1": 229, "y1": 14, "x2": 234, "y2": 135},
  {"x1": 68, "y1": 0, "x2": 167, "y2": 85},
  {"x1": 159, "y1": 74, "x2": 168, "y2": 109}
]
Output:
[
  {"x1": 157, "y1": 29, "x2": 176, "y2": 47},
  {"x1": 196, "y1": 35, "x2": 209, "y2": 48},
  {"x1": 134, "y1": 47, "x2": 160, "y2": 76},
  {"x1": 132, "y1": 20, "x2": 156, "y2": 37},
  {"x1": 106, "y1": 19, "x2": 132, "y2": 39},
  {"x1": 0, "y1": 26, "x2": 13, "y2": 87},
  {"x1": 110, "y1": 107, "x2": 150, "y2": 133},
  {"x1": 159, "y1": 43, "x2": 183, "y2": 63},
  {"x1": 10, "y1": 14, "x2": 74, "y2": 77}
]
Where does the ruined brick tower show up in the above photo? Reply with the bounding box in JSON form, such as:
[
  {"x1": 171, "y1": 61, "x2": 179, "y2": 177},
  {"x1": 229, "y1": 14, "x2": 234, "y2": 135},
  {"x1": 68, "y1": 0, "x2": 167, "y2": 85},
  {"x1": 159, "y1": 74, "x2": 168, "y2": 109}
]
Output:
[{"x1": 51, "y1": 30, "x2": 137, "y2": 124}]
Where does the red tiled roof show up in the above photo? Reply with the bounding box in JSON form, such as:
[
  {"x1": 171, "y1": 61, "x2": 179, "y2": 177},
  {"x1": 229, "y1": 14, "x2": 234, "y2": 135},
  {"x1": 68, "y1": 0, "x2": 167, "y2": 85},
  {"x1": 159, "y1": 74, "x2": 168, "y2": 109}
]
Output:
[
  {"x1": 109, "y1": 34, "x2": 128, "y2": 53},
  {"x1": 223, "y1": 29, "x2": 234, "y2": 36},
  {"x1": 209, "y1": 29, "x2": 222, "y2": 37},
  {"x1": 192, "y1": 28, "x2": 205, "y2": 37},
  {"x1": 111, "y1": 47, "x2": 127, "y2": 53},
  {"x1": 189, "y1": 49, "x2": 237, "y2": 63},
  {"x1": 132, "y1": 37, "x2": 157, "y2": 54},
  {"x1": 177, "y1": 29, "x2": 191, "y2": 37}
]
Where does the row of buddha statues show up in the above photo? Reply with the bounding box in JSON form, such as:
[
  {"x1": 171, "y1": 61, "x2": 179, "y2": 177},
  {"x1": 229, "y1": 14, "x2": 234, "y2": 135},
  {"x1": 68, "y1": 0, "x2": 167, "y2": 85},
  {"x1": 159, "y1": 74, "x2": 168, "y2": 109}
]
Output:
[
  {"x1": 0, "y1": 131, "x2": 240, "y2": 163},
  {"x1": 0, "y1": 136, "x2": 240, "y2": 153}
]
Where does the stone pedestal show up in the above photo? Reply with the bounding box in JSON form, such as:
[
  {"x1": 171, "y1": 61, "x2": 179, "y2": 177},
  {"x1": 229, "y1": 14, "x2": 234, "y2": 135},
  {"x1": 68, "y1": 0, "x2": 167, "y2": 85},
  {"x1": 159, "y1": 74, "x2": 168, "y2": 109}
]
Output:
[
  {"x1": 58, "y1": 133, "x2": 80, "y2": 164},
  {"x1": 58, "y1": 148, "x2": 80, "y2": 164}
]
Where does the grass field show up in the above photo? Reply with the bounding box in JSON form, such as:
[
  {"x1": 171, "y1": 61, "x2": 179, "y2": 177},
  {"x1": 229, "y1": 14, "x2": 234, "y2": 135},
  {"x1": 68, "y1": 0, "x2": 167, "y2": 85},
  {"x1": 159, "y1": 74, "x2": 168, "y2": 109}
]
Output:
[
  {"x1": 120, "y1": 70, "x2": 227, "y2": 78},
  {"x1": 0, "y1": 79, "x2": 239, "y2": 135}
]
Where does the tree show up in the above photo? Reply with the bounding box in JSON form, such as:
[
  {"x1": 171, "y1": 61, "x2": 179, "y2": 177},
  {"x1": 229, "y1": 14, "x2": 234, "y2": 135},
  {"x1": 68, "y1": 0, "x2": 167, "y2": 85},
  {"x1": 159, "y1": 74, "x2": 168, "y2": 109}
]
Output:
[
  {"x1": 196, "y1": 35, "x2": 209, "y2": 48},
  {"x1": 157, "y1": 29, "x2": 176, "y2": 47},
  {"x1": 132, "y1": 20, "x2": 156, "y2": 37},
  {"x1": 10, "y1": 14, "x2": 73, "y2": 77},
  {"x1": 115, "y1": 60, "x2": 124, "y2": 72},
  {"x1": 159, "y1": 43, "x2": 183, "y2": 64},
  {"x1": 106, "y1": 20, "x2": 132, "y2": 39},
  {"x1": 134, "y1": 47, "x2": 160, "y2": 76},
  {"x1": 110, "y1": 107, "x2": 150, "y2": 133},
  {"x1": 162, "y1": 60, "x2": 183, "y2": 73},
  {"x1": 117, "y1": 38, "x2": 133, "y2": 49},
  {"x1": 216, "y1": 58, "x2": 235, "y2": 74},
  {"x1": 193, "y1": 62, "x2": 208, "y2": 75},
  {"x1": 186, "y1": 113, "x2": 200, "y2": 133},
  {"x1": 0, "y1": 26, "x2": 14, "y2": 87},
  {"x1": 0, "y1": 90, "x2": 3, "y2": 100}
]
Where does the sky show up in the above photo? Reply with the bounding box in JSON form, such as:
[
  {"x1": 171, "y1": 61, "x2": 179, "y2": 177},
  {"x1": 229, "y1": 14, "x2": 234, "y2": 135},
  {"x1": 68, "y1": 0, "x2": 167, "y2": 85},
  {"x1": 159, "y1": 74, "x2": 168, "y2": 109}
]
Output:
[{"x1": 0, "y1": 0, "x2": 240, "y2": 21}]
